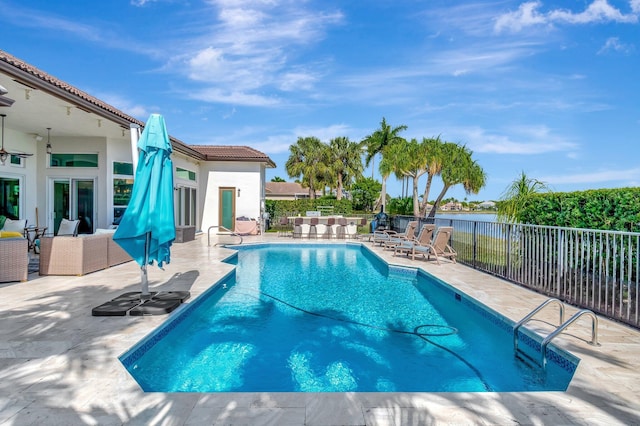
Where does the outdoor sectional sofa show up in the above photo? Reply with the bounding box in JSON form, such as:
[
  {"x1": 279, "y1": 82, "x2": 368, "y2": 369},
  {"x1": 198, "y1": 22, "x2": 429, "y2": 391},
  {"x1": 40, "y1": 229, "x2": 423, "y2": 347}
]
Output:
[
  {"x1": 0, "y1": 237, "x2": 29, "y2": 282},
  {"x1": 39, "y1": 232, "x2": 132, "y2": 276}
]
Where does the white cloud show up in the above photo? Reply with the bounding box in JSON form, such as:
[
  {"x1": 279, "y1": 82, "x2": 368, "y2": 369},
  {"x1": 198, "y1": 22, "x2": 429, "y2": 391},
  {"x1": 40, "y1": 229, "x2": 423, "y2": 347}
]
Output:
[
  {"x1": 598, "y1": 37, "x2": 634, "y2": 54},
  {"x1": 190, "y1": 87, "x2": 280, "y2": 107},
  {"x1": 549, "y1": 0, "x2": 638, "y2": 24},
  {"x1": 495, "y1": 0, "x2": 640, "y2": 33},
  {"x1": 130, "y1": 0, "x2": 160, "y2": 6},
  {"x1": 456, "y1": 125, "x2": 579, "y2": 155},
  {"x1": 96, "y1": 92, "x2": 152, "y2": 121},
  {"x1": 168, "y1": 1, "x2": 344, "y2": 106},
  {"x1": 250, "y1": 135, "x2": 295, "y2": 155},
  {"x1": 494, "y1": 1, "x2": 548, "y2": 33}
]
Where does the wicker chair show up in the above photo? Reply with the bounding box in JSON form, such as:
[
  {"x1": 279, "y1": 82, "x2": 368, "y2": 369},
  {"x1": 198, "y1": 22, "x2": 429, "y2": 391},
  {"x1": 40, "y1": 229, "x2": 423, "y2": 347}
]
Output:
[
  {"x1": 39, "y1": 234, "x2": 109, "y2": 276},
  {"x1": 0, "y1": 237, "x2": 29, "y2": 282}
]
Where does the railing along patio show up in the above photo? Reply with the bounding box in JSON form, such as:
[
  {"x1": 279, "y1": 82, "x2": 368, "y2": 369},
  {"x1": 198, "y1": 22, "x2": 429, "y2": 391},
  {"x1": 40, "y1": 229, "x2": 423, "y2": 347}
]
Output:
[{"x1": 427, "y1": 217, "x2": 640, "y2": 329}]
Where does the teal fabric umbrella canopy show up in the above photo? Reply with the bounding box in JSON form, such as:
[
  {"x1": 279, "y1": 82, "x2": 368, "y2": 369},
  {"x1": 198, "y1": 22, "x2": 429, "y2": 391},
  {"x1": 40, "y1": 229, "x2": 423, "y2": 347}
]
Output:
[{"x1": 114, "y1": 114, "x2": 175, "y2": 296}]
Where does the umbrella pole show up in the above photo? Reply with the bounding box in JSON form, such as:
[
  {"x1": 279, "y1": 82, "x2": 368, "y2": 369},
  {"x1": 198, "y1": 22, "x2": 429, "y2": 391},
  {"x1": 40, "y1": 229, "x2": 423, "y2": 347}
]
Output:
[{"x1": 140, "y1": 232, "x2": 151, "y2": 300}]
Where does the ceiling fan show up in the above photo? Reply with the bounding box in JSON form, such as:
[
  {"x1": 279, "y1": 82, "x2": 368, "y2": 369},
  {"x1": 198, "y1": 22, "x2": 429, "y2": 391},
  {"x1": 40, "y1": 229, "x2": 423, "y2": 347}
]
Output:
[{"x1": 0, "y1": 114, "x2": 33, "y2": 165}]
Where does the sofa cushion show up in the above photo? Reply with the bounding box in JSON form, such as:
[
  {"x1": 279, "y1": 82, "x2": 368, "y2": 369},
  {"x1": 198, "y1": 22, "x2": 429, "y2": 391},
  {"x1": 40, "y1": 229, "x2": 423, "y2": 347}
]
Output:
[
  {"x1": 2, "y1": 218, "x2": 26, "y2": 233},
  {"x1": 0, "y1": 231, "x2": 24, "y2": 238}
]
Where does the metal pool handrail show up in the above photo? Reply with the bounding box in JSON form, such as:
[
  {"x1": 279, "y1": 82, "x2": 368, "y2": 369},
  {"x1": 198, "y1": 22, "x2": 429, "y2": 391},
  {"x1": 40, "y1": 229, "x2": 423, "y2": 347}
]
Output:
[{"x1": 514, "y1": 297, "x2": 565, "y2": 353}]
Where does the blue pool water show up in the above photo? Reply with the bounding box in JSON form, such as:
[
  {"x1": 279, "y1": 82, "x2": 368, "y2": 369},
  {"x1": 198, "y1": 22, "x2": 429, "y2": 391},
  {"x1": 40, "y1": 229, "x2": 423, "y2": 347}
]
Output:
[{"x1": 120, "y1": 243, "x2": 577, "y2": 392}]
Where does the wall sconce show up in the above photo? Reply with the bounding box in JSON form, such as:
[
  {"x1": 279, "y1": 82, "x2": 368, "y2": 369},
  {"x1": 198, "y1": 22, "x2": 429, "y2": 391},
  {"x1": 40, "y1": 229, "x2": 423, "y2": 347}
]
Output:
[
  {"x1": 46, "y1": 128, "x2": 52, "y2": 154},
  {"x1": 237, "y1": 188, "x2": 241, "y2": 197}
]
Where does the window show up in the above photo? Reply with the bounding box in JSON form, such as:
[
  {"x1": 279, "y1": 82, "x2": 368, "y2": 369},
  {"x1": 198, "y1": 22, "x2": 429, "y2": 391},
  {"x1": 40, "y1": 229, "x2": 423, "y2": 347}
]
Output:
[
  {"x1": 113, "y1": 161, "x2": 134, "y2": 175},
  {"x1": 0, "y1": 176, "x2": 21, "y2": 219},
  {"x1": 176, "y1": 167, "x2": 196, "y2": 181},
  {"x1": 113, "y1": 161, "x2": 133, "y2": 225},
  {"x1": 9, "y1": 155, "x2": 24, "y2": 167},
  {"x1": 50, "y1": 153, "x2": 98, "y2": 168},
  {"x1": 113, "y1": 178, "x2": 134, "y2": 207}
]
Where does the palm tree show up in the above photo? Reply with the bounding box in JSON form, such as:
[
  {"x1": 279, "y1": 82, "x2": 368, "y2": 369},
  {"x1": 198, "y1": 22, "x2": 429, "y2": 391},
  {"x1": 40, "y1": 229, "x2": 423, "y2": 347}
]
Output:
[
  {"x1": 378, "y1": 139, "x2": 406, "y2": 208},
  {"x1": 362, "y1": 117, "x2": 407, "y2": 211},
  {"x1": 497, "y1": 171, "x2": 549, "y2": 223},
  {"x1": 419, "y1": 137, "x2": 445, "y2": 216},
  {"x1": 327, "y1": 137, "x2": 364, "y2": 200},
  {"x1": 388, "y1": 138, "x2": 428, "y2": 217},
  {"x1": 427, "y1": 143, "x2": 486, "y2": 218},
  {"x1": 285, "y1": 136, "x2": 326, "y2": 199}
]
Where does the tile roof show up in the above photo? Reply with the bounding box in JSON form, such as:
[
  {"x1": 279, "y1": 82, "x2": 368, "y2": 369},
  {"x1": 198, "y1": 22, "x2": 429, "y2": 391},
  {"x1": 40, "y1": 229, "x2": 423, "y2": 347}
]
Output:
[
  {"x1": 190, "y1": 145, "x2": 276, "y2": 167},
  {"x1": 0, "y1": 49, "x2": 143, "y2": 127},
  {"x1": 0, "y1": 49, "x2": 275, "y2": 167},
  {"x1": 265, "y1": 182, "x2": 309, "y2": 195}
]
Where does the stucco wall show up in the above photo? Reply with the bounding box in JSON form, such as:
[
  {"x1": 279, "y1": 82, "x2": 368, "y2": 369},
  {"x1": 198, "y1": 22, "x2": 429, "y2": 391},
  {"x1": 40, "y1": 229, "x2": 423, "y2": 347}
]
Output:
[{"x1": 200, "y1": 161, "x2": 264, "y2": 234}]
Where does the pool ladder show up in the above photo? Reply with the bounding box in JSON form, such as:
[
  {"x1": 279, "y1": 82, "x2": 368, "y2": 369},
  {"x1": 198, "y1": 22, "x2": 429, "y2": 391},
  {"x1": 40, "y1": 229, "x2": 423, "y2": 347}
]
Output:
[{"x1": 513, "y1": 298, "x2": 600, "y2": 368}]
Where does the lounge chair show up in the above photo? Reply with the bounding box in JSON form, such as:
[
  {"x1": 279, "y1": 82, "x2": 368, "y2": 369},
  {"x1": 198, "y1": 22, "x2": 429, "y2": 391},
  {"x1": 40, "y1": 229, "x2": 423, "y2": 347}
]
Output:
[
  {"x1": 373, "y1": 220, "x2": 418, "y2": 246},
  {"x1": 382, "y1": 221, "x2": 421, "y2": 250},
  {"x1": 395, "y1": 226, "x2": 456, "y2": 264},
  {"x1": 393, "y1": 223, "x2": 435, "y2": 256}
]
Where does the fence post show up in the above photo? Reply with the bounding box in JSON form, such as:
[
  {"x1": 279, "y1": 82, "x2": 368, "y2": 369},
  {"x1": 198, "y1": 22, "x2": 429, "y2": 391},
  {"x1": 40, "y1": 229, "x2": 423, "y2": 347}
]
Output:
[{"x1": 472, "y1": 221, "x2": 478, "y2": 269}]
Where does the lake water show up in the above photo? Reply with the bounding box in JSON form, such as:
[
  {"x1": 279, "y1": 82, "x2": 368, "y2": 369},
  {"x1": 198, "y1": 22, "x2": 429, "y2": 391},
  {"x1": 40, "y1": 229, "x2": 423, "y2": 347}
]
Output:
[{"x1": 436, "y1": 213, "x2": 498, "y2": 223}]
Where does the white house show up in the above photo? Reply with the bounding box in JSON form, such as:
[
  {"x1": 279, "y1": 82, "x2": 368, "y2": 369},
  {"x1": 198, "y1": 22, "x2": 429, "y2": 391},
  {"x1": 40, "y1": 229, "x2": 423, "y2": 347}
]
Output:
[{"x1": 0, "y1": 49, "x2": 275, "y2": 236}]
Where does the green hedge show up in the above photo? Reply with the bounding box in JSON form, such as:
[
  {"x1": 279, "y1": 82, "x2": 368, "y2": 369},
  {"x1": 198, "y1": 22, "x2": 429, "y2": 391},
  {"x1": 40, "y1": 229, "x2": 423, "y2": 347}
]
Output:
[
  {"x1": 520, "y1": 187, "x2": 640, "y2": 232},
  {"x1": 266, "y1": 199, "x2": 353, "y2": 218}
]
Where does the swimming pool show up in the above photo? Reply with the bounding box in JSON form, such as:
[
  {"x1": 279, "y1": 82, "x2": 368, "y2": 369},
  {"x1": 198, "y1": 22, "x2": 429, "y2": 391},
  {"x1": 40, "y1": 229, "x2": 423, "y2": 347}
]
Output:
[{"x1": 120, "y1": 243, "x2": 578, "y2": 392}]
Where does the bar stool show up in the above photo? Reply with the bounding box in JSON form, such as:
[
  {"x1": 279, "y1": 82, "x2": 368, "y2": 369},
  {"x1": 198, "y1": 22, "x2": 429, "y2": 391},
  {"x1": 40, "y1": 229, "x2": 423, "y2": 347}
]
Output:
[
  {"x1": 346, "y1": 220, "x2": 358, "y2": 239},
  {"x1": 337, "y1": 218, "x2": 348, "y2": 239},
  {"x1": 326, "y1": 218, "x2": 336, "y2": 239},
  {"x1": 293, "y1": 217, "x2": 303, "y2": 238},
  {"x1": 278, "y1": 216, "x2": 291, "y2": 237},
  {"x1": 309, "y1": 217, "x2": 319, "y2": 239}
]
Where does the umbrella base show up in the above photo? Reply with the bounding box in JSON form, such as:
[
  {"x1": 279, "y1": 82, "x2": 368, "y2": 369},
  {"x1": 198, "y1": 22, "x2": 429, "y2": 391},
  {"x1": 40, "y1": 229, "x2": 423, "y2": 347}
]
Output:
[
  {"x1": 153, "y1": 291, "x2": 190, "y2": 302},
  {"x1": 111, "y1": 291, "x2": 158, "y2": 302},
  {"x1": 129, "y1": 299, "x2": 181, "y2": 316},
  {"x1": 91, "y1": 299, "x2": 142, "y2": 316},
  {"x1": 92, "y1": 291, "x2": 190, "y2": 316}
]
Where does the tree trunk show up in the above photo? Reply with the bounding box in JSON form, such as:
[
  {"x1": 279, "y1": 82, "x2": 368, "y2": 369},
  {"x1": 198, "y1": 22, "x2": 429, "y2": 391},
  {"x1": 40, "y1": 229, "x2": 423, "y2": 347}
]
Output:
[
  {"x1": 427, "y1": 184, "x2": 451, "y2": 219},
  {"x1": 380, "y1": 176, "x2": 387, "y2": 212},
  {"x1": 420, "y1": 174, "x2": 434, "y2": 216},
  {"x1": 336, "y1": 173, "x2": 344, "y2": 200},
  {"x1": 412, "y1": 177, "x2": 420, "y2": 217}
]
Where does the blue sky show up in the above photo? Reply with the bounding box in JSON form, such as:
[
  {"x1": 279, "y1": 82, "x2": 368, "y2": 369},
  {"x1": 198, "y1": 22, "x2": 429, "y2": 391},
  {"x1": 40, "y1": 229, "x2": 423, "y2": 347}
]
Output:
[{"x1": 2, "y1": 0, "x2": 639, "y2": 201}]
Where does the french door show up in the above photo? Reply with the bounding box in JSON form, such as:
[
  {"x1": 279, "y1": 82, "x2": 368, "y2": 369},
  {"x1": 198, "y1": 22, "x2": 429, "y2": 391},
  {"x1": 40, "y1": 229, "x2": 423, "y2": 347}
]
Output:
[{"x1": 49, "y1": 178, "x2": 95, "y2": 235}]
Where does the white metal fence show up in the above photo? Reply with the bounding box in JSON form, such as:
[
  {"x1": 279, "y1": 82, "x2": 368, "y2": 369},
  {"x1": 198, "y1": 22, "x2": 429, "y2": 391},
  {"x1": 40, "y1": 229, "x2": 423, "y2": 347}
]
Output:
[{"x1": 430, "y1": 217, "x2": 640, "y2": 329}]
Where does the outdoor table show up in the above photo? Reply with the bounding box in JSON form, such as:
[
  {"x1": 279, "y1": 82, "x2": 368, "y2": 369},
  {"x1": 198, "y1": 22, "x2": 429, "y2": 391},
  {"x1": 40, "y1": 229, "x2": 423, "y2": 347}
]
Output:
[{"x1": 24, "y1": 226, "x2": 47, "y2": 252}]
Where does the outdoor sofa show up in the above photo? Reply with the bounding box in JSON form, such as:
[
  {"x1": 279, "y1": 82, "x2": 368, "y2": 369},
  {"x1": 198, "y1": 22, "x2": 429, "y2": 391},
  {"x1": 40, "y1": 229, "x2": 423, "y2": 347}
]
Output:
[
  {"x1": 39, "y1": 231, "x2": 132, "y2": 276},
  {"x1": 0, "y1": 237, "x2": 29, "y2": 282}
]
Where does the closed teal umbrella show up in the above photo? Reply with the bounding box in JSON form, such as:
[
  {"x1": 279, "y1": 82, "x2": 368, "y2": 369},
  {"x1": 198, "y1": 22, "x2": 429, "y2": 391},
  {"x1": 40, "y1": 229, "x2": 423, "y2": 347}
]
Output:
[{"x1": 114, "y1": 114, "x2": 175, "y2": 298}]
